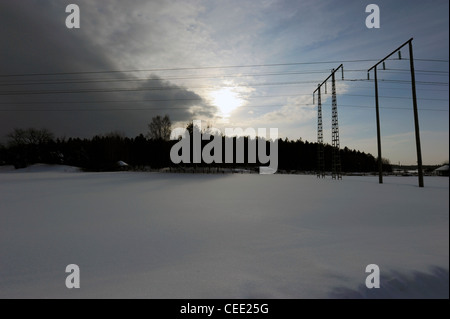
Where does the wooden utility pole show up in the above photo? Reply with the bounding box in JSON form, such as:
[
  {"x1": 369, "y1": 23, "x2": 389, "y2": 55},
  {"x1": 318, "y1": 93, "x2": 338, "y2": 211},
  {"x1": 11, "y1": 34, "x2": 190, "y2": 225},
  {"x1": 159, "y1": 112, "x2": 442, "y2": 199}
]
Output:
[
  {"x1": 368, "y1": 38, "x2": 424, "y2": 187},
  {"x1": 408, "y1": 41, "x2": 424, "y2": 187},
  {"x1": 374, "y1": 67, "x2": 383, "y2": 184}
]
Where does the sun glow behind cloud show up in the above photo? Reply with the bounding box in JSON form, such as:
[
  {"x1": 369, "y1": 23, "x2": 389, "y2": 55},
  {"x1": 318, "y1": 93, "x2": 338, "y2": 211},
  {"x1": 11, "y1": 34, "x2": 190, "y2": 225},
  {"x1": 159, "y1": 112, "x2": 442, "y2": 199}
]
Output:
[{"x1": 210, "y1": 86, "x2": 246, "y2": 118}]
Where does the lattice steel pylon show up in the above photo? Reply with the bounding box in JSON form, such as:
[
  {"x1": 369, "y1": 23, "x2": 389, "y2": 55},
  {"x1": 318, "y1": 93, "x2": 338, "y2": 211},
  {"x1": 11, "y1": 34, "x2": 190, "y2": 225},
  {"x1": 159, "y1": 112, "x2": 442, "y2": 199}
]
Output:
[
  {"x1": 313, "y1": 64, "x2": 343, "y2": 180},
  {"x1": 316, "y1": 85, "x2": 325, "y2": 178},
  {"x1": 331, "y1": 71, "x2": 342, "y2": 180}
]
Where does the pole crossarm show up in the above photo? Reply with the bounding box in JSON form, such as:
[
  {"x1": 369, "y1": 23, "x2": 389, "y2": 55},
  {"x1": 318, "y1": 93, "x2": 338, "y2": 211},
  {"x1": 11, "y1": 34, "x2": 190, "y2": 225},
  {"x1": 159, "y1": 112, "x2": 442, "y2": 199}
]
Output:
[
  {"x1": 313, "y1": 64, "x2": 344, "y2": 94},
  {"x1": 368, "y1": 38, "x2": 412, "y2": 72}
]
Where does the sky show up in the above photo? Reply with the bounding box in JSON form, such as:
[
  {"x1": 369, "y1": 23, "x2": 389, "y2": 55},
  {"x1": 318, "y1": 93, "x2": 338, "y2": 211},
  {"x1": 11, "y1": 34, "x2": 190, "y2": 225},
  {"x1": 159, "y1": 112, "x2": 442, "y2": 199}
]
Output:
[{"x1": 0, "y1": 0, "x2": 448, "y2": 165}]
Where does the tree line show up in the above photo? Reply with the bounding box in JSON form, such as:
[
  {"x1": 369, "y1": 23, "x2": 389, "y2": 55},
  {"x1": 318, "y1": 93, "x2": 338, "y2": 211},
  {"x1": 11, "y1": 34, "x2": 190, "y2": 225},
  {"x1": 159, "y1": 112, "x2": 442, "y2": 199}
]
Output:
[{"x1": 0, "y1": 115, "x2": 389, "y2": 173}]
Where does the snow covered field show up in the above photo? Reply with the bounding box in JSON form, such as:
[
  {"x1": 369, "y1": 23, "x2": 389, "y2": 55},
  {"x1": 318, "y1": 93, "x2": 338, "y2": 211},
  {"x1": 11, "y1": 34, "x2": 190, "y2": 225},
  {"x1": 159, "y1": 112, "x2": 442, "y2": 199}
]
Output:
[{"x1": 0, "y1": 165, "x2": 448, "y2": 298}]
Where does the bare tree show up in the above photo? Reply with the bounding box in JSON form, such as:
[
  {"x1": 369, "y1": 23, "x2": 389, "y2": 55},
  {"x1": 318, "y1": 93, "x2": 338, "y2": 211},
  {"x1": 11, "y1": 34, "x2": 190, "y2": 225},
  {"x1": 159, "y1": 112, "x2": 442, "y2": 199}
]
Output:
[
  {"x1": 104, "y1": 130, "x2": 125, "y2": 139},
  {"x1": 7, "y1": 128, "x2": 54, "y2": 146},
  {"x1": 147, "y1": 115, "x2": 171, "y2": 141},
  {"x1": 381, "y1": 157, "x2": 393, "y2": 172},
  {"x1": 185, "y1": 120, "x2": 206, "y2": 136},
  {"x1": 6, "y1": 128, "x2": 55, "y2": 168}
]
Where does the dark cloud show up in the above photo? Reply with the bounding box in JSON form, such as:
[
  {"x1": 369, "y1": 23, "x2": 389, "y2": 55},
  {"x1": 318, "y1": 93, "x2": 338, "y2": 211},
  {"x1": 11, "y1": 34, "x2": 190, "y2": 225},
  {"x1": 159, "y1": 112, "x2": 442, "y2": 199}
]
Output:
[{"x1": 0, "y1": 1, "x2": 215, "y2": 140}]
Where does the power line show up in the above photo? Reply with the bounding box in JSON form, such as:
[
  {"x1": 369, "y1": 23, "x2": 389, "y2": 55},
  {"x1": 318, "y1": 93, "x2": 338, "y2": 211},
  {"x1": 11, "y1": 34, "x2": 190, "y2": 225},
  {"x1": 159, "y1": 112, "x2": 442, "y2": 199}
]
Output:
[
  {"x1": 0, "y1": 78, "x2": 447, "y2": 96},
  {"x1": 341, "y1": 84, "x2": 449, "y2": 92},
  {"x1": 1, "y1": 68, "x2": 446, "y2": 87},
  {"x1": 415, "y1": 58, "x2": 449, "y2": 63},
  {"x1": 0, "y1": 91, "x2": 447, "y2": 105},
  {"x1": 378, "y1": 79, "x2": 448, "y2": 86},
  {"x1": 344, "y1": 79, "x2": 448, "y2": 86},
  {"x1": 0, "y1": 103, "x2": 446, "y2": 112},
  {"x1": 385, "y1": 68, "x2": 449, "y2": 74},
  {"x1": 1, "y1": 58, "x2": 447, "y2": 78},
  {"x1": 0, "y1": 60, "x2": 385, "y2": 78},
  {"x1": 0, "y1": 80, "x2": 324, "y2": 95},
  {"x1": 0, "y1": 70, "x2": 356, "y2": 87},
  {"x1": 337, "y1": 104, "x2": 448, "y2": 112},
  {"x1": 383, "y1": 71, "x2": 448, "y2": 77},
  {"x1": 342, "y1": 94, "x2": 447, "y2": 101},
  {"x1": 6, "y1": 69, "x2": 414, "y2": 87}
]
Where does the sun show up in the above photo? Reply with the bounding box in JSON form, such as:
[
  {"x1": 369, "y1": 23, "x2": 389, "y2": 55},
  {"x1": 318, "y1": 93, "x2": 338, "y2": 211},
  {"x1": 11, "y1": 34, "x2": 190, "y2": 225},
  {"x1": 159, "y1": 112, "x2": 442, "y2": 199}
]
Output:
[{"x1": 210, "y1": 87, "x2": 244, "y2": 117}]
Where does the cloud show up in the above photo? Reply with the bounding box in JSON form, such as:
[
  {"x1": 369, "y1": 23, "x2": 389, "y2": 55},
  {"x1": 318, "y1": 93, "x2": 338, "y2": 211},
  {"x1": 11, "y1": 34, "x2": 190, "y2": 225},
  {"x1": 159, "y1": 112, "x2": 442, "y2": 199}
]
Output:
[
  {"x1": 0, "y1": 1, "x2": 218, "y2": 139},
  {"x1": 0, "y1": 72, "x2": 215, "y2": 139},
  {"x1": 256, "y1": 95, "x2": 315, "y2": 124}
]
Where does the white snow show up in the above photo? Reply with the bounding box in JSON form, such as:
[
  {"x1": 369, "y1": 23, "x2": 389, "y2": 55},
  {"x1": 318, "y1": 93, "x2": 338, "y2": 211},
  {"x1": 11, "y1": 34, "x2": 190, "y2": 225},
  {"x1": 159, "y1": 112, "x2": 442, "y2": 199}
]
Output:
[
  {"x1": 117, "y1": 161, "x2": 129, "y2": 167},
  {"x1": 435, "y1": 164, "x2": 449, "y2": 172},
  {"x1": 0, "y1": 167, "x2": 448, "y2": 298},
  {"x1": 0, "y1": 163, "x2": 81, "y2": 173},
  {"x1": 259, "y1": 166, "x2": 277, "y2": 175}
]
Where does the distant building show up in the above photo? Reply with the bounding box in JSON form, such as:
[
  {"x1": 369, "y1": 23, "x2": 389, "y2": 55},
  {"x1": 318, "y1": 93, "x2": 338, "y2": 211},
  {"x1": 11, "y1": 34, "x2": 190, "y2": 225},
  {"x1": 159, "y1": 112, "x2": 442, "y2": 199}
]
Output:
[
  {"x1": 434, "y1": 164, "x2": 449, "y2": 176},
  {"x1": 115, "y1": 160, "x2": 130, "y2": 171}
]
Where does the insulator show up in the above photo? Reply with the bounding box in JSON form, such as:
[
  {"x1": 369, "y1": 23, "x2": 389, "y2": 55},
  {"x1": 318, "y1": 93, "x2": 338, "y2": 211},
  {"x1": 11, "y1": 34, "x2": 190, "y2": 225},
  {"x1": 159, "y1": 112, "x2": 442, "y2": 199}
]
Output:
[
  {"x1": 382, "y1": 62, "x2": 386, "y2": 70},
  {"x1": 398, "y1": 51, "x2": 402, "y2": 60}
]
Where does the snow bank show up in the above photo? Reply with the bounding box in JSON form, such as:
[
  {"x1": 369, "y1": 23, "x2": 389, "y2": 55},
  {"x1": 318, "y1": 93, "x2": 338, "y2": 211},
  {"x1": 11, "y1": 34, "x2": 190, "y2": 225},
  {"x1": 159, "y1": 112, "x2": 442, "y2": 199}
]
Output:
[
  {"x1": 0, "y1": 172, "x2": 448, "y2": 298},
  {"x1": 0, "y1": 165, "x2": 15, "y2": 172},
  {"x1": 0, "y1": 163, "x2": 81, "y2": 173}
]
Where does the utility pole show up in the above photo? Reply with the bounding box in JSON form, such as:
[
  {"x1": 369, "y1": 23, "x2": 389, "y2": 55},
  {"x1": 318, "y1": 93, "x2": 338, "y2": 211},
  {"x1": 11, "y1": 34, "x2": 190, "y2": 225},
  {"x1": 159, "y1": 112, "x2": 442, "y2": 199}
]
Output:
[
  {"x1": 374, "y1": 66, "x2": 383, "y2": 184},
  {"x1": 331, "y1": 70, "x2": 342, "y2": 180},
  {"x1": 368, "y1": 38, "x2": 424, "y2": 187},
  {"x1": 409, "y1": 41, "x2": 424, "y2": 187},
  {"x1": 313, "y1": 64, "x2": 344, "y2": 180},
  {"x1": 316, "y1": 85, "x2": 325, "y2": 178}
]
